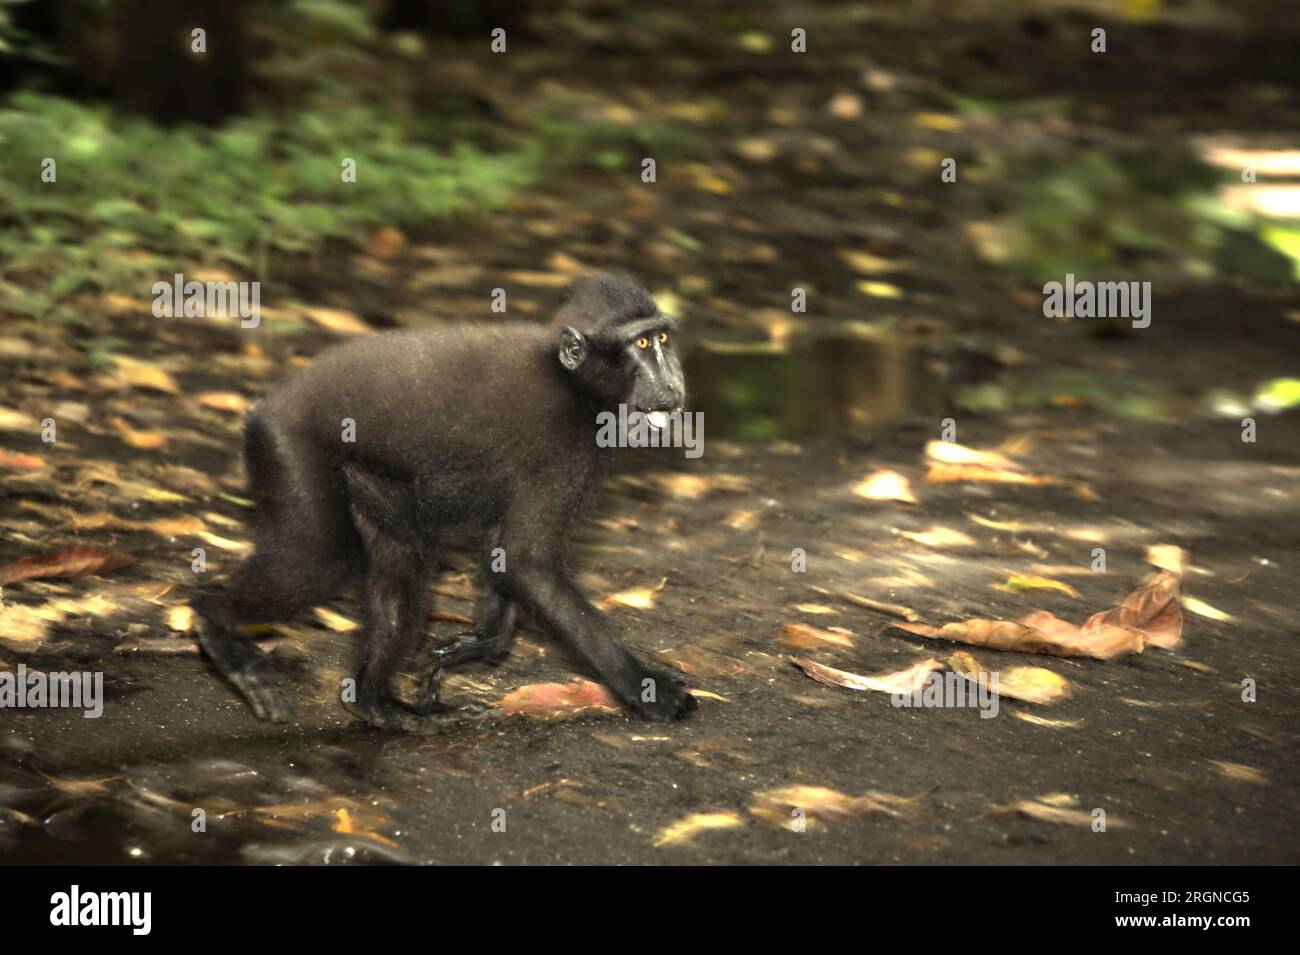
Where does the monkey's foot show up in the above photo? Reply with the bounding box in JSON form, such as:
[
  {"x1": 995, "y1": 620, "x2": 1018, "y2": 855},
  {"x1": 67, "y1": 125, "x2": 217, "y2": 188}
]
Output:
[
  {"x1": 343, "y1": 696, "x2": 500, "y2": 734},
  {"x1": 413, "y1": 631, "x2": 513, "y2": 707},
  {"x1": 226, "y1": 667, "x2": 295, "y2": 723}
]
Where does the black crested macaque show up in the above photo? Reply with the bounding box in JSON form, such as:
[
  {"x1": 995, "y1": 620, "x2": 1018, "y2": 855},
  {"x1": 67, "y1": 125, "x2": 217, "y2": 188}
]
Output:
[{"x1": 194, "y1": 273, "x2": 696, "y2": 732}]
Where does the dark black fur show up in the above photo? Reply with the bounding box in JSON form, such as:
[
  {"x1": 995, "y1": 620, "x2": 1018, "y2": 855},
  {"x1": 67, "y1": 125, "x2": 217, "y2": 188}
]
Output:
[{"x1": 193, "y1": 273, "x2": 694, "y2": 732}]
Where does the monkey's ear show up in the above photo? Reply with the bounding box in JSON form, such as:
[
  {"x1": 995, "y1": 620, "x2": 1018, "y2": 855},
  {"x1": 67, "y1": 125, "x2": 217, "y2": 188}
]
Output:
[{"x1": 558, "y1": 326, "x2": 588, "y2": 371}]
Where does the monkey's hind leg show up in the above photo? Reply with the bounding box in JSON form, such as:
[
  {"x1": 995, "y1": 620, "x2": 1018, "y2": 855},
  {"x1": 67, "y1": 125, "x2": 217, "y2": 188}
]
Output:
[
  {"x1": 411, "y1": 586, "x2": 517, "y2": 712},
  {"x1": 343, "y1": 515, "x2": 499, "y2": 734},
  {"x1": 195, "y1": 412, "x2": 358, "y2": 723}
]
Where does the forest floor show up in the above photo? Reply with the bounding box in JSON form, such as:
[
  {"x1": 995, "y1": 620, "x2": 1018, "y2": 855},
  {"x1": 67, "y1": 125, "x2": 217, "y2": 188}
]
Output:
[{"x1": 1, "y1": 0, "x2": 1298, "y2": 863}]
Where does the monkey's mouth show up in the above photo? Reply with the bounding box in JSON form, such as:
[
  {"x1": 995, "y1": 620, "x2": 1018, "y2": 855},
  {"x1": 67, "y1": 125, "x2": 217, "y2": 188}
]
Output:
[{"x1": 641, "y1": 407, "x2": 685, "y2": 430}]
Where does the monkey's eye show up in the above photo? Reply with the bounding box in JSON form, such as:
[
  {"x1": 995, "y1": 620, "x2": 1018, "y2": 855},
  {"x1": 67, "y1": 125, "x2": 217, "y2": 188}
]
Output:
[
  {"x1": 635, "y1": 337, "x2": 650, "y2": 349},
  {"x1": 659, "y1": 331, "x2": 669, "y2": 345}
]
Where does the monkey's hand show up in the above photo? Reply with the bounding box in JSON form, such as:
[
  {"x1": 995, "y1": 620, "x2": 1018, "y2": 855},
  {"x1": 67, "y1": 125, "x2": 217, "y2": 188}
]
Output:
[{"x1": 630, "y1": 668, "x2": 697, "y2": 721}]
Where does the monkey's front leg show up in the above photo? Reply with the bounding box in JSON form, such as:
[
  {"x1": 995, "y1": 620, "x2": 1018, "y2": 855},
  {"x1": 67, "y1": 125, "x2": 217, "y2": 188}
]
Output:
[{"x1": 507, "y1": 561, "x2": 696, "y2": 721}]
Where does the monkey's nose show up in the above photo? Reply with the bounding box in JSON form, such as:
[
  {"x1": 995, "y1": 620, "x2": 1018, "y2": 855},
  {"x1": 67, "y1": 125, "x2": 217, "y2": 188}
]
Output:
[{"x1": 658, "y1": 385, "x2": 682, "y2": 409}]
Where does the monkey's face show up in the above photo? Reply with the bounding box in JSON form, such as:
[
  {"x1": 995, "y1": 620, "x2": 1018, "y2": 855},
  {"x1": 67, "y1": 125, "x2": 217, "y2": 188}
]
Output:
[
  {"x1": 558, "y1": 318, "x2": 686, "y2": 426},
  {"x1": 621, "y1": 322, "x2": 686, "y2": 428}
]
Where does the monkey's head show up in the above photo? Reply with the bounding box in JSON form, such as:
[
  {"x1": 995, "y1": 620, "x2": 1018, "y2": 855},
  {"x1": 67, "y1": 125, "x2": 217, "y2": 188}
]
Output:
[{"x1": 555, "y1": 273, "x2": 686, "y2": 427}]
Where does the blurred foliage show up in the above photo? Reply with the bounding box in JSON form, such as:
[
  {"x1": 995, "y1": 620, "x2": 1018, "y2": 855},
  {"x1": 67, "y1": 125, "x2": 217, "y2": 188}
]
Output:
[
  {"x1": 0, "y1": 92, "x2": 541, "y2": 322},
  {"x1": 976, "y1": 147, "x2": 1296, "y2": 286}
]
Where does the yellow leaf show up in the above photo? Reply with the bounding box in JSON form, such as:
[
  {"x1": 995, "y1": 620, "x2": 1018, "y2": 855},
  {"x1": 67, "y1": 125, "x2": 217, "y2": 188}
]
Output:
[
  {"x1": 315, "y1": 607, "x2": 359, "y2": 632},
  {"x1": 898, "y1": 526, "x2": 976, "y2": 548},
  {"x1": 912, "y1": 112, "x2": 961, "y2": 132},
  {"x1": 303, "y1": 307, "x2": 369, "y2": 335},
  {"x1": 1210, "y1": 760, "x2": 1267, "y2": 785},
  {"x1": 166, "y1": 605, "x2": 194, "y2": 633},
  {"x1": 599, "y1": 577, "x2": 668, "y2": 610},
  {"x1": 857, "y1": 281, "x2": 904, "y2": 299},
  {"x1": 946, "y1": 651, "x2": 1071, "y2": 704},
  {"x1": 1012, "y1": 712, "x2": 1083, "y2": 729},
  {"x1": 1182, "y1": 595, "x2": 1233, "y2": 622},
  {"x1": 112, "y1": 356, "x2": 181, "y2": 395},
  {"x1": 997, "y1": 574, "x2": 1081, "y2": 598},
  {"x1": 653, "y1": 811, "x2": 745, "y2": 847}
]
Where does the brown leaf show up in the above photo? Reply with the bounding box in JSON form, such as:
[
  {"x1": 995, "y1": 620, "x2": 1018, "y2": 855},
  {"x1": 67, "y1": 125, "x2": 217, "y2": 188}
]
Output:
[
  {"x1": 495, "y1": 679, "x2": 622, "y2": 718},
  {"x1": 1083, "y1": 570, "x2": 1183, "y2": 650},
  {"x1": 896, "y1": 615, "x2": 1143, "y2": 660},
  {"x1": 0, "y1": 546, "x2": 136, "y2": 586}
]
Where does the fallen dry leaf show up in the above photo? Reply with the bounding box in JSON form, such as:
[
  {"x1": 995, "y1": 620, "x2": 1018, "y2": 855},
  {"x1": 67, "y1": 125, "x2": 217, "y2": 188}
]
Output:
[
  {"x1": 896, "y1": 614, "x2": 1143, "y2": 660},
  {"x1": 0, "y1": 450, "x2": 46, "y2": 470},
  {"x1": 995, "y1": 574, "x2": 1081, "y2": 599},
  {"x1": 653, "y1": 812, "x2": 744, "y2": 847},
  {"x1": 0, "y1": 546, "x2": 137, "y2": 586},
  {"x1": 105, "y1": 415, "x2": 167, "y2": 450},
  {"x1": 303, "y1": 306, "x2": 370, "y2": 335},
  {"x1": 599, "y1": 577, "x2": 667, "y2": 610},
  {"x1": 649, "y1": 473, "x2": 752, "y2": 500},
  {"x1": 781, "y1": 623, "x2": 853, "y2": 650},
  {"x1": 1007, "y1": 798, "x2": 1126, "y2": 828},
  {"x1": 1145, "y1": 544, "x2": 1187, "y2": 575},
  {"x1": 197, "y1": 392, "x2": 250, "y2": 414},
  {"x1": 1182, "y1": 595, "x2": 1233, "y2": 622},
  {"x1": 750, "y1": 784, "x2": 915, "y2": 828},
  {"x1": 811, "y1": 586, "x2": 919, "y2": 621},
  {"x1": 1011, "y1": 712, "x2": 1083, "y2": 729},
  {"x1": 898, "y1": 526, "x2": 976, "y2": 549},
  {"x1": 791, "y1": 656, "x2": 943, "y2": 695},
  {"x1": 944, "y1": 650, "x2": 1071, "y2": 704},
  {"x1": 852, "y1": 469, "x2": 917, "y2": 503},
  {"x1": 924, "y1": 440, "x2": 1060, "y2": 486},
  {"x1": 1209, "y1": 760, "x2": 1268, "y2": 785},
  {"x1": 793, "y1": 603, "x2": 835, "y2": 615},
  {"x1": 495, "y1": 680, "x2": 622, "y2": 718},
  {"x1": 166, "y1": 605, "x2": 195, "y2": 632},
  {"x1": 0, "y1": 407, "x2": 41, "y2": 431},
  {"x1": 110, "y1": 356, "x2": 181, "y2": 395},
  {"x1": 1083, "y1": 570, "x2": 1183, "y2": 650},
  {"x1": 314, "y1": 607, "x2": 358, "y2": 632}
]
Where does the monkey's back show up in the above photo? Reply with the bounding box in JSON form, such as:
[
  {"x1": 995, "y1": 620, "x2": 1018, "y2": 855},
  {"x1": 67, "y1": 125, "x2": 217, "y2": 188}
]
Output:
[{"x1": 251, "y1": 325, "x2": 598, "y2": 521}]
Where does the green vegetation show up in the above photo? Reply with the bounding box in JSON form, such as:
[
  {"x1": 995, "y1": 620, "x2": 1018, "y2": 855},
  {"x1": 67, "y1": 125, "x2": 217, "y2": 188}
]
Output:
[{"x1": 0, "y1": 92, "x2": 544, "y2": 322}]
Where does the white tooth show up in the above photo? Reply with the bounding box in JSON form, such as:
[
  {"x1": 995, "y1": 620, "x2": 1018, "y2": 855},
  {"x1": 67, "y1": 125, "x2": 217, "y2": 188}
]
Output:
[{"x1": 647, "y1": 411, "x2": 669, "y2": 429}]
